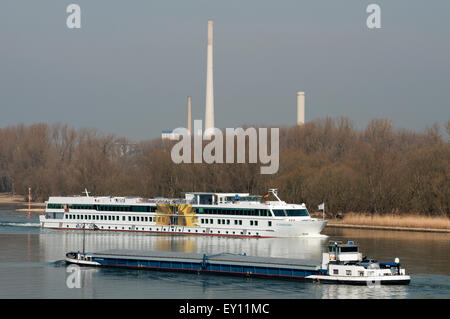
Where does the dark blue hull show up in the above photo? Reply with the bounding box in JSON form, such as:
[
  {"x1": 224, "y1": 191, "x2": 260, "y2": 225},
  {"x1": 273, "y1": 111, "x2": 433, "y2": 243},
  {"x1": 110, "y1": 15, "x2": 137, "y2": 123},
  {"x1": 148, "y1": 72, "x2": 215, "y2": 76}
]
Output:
[
  {"x1": 91, "y1": 257, "x2": 320, "y2": 280},
  {"x1": 66, "y1": 252, "x2": 322, "y2": 281}
]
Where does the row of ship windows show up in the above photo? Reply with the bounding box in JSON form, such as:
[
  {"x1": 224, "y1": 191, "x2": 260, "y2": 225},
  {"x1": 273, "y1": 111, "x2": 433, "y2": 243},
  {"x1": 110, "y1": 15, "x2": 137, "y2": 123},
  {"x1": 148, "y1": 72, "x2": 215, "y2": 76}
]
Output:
[
  {"x1": 49, "y1": 204, "x2": 157, "y2": 212},
  {"x1": 65, "y1": 224, "x2": 262, "y2": 236},
  {"x1": 197, "y1": 208, "x2": 271, "y2": 216},
  {"x1": 200, "y1": 218, "x2": 271, "y2": 227},
  {"x1": 49, "y1": 204, "x2": 276, "y2": 217},
  {"x1": 63, "y1": 214, "x2": 271, "y2": 226},
  {"x1": 65, "y1": 214, "x2": 153, "y2": 222}
]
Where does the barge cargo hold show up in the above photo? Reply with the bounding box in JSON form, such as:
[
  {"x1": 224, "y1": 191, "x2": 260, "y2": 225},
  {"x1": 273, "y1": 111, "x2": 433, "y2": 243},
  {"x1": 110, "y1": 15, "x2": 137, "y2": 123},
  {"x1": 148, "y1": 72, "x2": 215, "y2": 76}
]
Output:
[
  {"x1": 66, "y1": 250, "x2": 322, "y2": 280},
  {"x1": 65, "y1": 241, "x2": 411, "y2": 285}
]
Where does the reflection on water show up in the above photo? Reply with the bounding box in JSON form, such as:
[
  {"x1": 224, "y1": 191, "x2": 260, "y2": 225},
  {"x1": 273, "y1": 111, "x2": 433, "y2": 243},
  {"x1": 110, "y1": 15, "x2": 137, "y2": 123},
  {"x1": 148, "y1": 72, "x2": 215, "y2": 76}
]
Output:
[
  {"x1": 317, "y1": 283, "x2": 410, "y2": 299},
  {"x1": 39, "y1": 230, "x2": 328, "y2": 263},
  {"x1": 0, "y1": 210, "x2": 449, "y2": 298}
]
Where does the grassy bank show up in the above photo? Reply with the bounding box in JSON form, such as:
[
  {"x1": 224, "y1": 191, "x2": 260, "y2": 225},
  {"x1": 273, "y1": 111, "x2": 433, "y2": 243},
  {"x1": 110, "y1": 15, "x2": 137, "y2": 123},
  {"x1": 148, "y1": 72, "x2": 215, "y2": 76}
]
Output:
[{"x1": 327, "y1": 213, "x2": 450, "y2": 232}]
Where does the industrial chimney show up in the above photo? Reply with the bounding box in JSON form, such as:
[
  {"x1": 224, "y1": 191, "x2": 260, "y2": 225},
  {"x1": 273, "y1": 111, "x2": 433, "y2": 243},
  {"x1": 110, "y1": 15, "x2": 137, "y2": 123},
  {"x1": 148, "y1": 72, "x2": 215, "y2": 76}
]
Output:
[
  {"x1": 297, "y1": 91, "x2": 305, "y2": 125},
  {"x1": 205, "y1": 20, "x2": 215, "y2": 134},
  {"x1": 187, "y1": 96, "x2": 192, "y2": 135}
]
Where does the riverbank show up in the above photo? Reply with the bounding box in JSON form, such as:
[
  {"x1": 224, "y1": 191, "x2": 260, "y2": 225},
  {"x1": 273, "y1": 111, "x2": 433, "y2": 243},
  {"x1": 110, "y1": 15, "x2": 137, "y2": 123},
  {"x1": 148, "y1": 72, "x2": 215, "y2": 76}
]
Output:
[
  {"x1": 1, "y1": 193, "x2": 449, "y2": 233},
  {"x1": 0, "y1": 193, "x2": 45, "y2": 213},
  {"x1": 326, "y1": 213, "x2": 450, "y2": 233}
]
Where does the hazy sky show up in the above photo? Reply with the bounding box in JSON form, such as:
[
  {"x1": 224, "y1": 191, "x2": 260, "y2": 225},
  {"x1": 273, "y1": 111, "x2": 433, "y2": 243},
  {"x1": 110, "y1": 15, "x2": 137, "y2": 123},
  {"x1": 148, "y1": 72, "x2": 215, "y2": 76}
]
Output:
[{"x1": 1, "y1": 0, "x2": 449, "y2": 141}]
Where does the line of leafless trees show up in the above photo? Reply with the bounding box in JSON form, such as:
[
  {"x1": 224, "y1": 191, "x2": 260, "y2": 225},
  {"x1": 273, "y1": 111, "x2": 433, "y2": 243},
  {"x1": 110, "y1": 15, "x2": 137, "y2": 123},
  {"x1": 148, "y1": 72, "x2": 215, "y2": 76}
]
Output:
[{"x1": 0, "y1": 118, "x2": 448, "y2": 217}]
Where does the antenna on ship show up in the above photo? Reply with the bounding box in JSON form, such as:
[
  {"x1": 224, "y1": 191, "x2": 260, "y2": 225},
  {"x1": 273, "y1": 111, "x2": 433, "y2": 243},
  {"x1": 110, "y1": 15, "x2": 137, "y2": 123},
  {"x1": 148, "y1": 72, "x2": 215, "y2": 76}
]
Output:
[{"x1": 84, "y1": 189, "x2": 90, "y2": 197}]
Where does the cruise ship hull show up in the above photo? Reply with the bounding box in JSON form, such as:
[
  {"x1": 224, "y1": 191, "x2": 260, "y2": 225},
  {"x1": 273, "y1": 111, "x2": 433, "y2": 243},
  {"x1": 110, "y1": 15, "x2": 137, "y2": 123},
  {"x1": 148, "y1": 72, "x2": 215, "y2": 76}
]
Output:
[
  {"x1": 40, "y1": 190, "x2": 328, "y2": 238},
  {"x1": 39, "y1": 216, "x2": 327, "y2": 238}
]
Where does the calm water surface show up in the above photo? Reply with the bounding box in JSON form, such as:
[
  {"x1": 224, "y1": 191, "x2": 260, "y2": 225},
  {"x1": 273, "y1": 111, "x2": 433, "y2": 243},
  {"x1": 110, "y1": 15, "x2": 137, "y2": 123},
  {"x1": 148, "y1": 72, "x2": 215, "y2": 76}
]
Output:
[{"x1": 0, "y1": 210, "x2": 449, "y2": 299}]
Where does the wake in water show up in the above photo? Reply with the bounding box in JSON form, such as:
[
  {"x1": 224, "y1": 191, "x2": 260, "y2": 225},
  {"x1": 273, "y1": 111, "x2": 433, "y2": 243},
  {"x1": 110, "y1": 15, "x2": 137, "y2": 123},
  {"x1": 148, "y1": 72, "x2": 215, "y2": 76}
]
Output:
[
  {"x1": 0, "y1": 221, "x2": 40, "y2": 227},
  {"x1": 296, "y1": 233, "x2": 329, "y2": 238},
  {"x1": 48, "y1": 260, "x2": 67, "y2": 267}
]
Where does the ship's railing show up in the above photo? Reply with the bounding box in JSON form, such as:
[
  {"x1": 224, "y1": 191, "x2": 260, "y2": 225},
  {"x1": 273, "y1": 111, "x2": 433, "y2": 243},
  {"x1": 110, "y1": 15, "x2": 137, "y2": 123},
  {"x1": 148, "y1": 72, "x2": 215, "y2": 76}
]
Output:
[
  {"x1": 137, "y1": 198, "x2": 265, "y2": 205},
  {"x1": 137, "y1": 198, "x2": 194, "y2": 205}
]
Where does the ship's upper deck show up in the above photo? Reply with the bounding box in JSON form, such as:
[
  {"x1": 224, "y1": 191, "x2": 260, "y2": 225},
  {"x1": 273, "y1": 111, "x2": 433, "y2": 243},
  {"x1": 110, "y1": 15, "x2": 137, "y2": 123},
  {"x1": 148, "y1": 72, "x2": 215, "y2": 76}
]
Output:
[{"x1": 46, "y1": 190, "x2": 307, "y2": 210}]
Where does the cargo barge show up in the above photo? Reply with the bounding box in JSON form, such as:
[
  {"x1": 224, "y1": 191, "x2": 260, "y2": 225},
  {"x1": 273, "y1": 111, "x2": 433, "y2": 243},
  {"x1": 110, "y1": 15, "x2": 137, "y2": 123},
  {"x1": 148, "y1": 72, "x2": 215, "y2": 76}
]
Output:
[{"x1": 65, "y1": 241, "x2": 410, "y2": 285}]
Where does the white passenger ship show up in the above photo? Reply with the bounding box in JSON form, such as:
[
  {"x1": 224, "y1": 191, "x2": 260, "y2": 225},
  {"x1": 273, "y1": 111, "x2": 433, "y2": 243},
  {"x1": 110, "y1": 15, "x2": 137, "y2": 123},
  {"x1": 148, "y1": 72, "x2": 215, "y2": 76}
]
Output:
[{"x1": 39, "y1": 189, "x2": 327, "y2": 238}]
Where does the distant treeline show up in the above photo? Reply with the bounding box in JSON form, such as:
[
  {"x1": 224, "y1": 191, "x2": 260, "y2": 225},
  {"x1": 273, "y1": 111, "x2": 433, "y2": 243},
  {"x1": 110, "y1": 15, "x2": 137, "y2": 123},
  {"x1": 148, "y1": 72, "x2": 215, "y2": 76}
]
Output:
[{"x1": 0, "y1": 118, "x2": 449, "y2": 217}]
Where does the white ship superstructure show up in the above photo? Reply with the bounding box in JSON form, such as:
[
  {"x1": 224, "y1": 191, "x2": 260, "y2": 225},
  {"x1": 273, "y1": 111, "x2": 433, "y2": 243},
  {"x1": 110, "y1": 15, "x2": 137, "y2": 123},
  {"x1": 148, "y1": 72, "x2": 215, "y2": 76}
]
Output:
[{"x1": 39, "y1": 189, "x2": 327, "y2": 238}]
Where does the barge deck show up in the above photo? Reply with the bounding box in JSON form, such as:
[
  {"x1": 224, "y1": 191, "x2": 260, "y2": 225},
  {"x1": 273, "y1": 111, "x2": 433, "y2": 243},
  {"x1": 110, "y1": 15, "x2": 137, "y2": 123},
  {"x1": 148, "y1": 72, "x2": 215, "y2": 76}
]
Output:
[{"x1": 66, "y1": 249, "x2": 323, "y2": 280}]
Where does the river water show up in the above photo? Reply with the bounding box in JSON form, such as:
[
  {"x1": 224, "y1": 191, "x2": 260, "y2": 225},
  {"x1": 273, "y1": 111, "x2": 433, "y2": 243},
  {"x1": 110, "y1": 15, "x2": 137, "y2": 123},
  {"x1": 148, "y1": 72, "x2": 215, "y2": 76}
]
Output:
[{"x1": 0, "y1": 210, "x2": 449, "y2": 299}]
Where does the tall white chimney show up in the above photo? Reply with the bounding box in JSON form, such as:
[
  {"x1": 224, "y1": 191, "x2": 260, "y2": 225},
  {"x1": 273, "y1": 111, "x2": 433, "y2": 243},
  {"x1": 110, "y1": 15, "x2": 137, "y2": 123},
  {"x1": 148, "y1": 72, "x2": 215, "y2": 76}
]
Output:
[
  {"x1": 205, "y1": 20, "x2": 215, "y2": 133},
  {"x1": 187, "y1": 96, "x2": 192, "y2": 135},
  {"x1": 297, "y1": 91, "x2": 305, "y2": 125}
]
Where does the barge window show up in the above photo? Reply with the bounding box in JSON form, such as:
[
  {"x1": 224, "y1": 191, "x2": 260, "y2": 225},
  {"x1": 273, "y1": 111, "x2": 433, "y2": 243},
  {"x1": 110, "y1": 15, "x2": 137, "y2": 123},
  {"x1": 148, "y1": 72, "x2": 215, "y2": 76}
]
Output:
[{"x1": 340, "y1": 246, "x2": 359, "y2": 253}]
